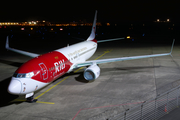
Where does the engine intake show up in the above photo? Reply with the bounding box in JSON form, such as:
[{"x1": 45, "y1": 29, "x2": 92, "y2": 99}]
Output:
[{"x1": 84, "y1": 64, "x2": 100, "y2": 80}]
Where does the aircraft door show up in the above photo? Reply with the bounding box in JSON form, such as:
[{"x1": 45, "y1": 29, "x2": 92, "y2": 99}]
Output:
[
  {"x1": 76, "y1": 53, "x2": 80, "y2": 61},
  {"x1": 39, "y1": 63, "x2": 48, "y2": 80}
]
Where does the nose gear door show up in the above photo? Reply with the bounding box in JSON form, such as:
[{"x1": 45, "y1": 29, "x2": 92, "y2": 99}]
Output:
[{"x1": 39, "y1": 63, "x2": 48, "y2": 80}]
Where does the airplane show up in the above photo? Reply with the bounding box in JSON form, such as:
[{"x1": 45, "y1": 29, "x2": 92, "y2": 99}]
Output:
[{"x1": 6, "y1": 10, "x2": 174, "y2": 103}]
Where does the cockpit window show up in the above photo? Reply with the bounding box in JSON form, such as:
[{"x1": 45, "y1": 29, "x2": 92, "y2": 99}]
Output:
[
  {"x1": 18, "y1": 74, "x2": 26, "y2": 78},
  {"x1": 13, "y1": 72, "x2": 34, "y2": 78},
  {"x1": 13, "y1": 73, "x2": 18, "y2": 77}
]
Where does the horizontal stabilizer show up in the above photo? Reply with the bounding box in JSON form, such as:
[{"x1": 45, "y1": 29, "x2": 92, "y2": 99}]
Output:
[{"x1": 97, "y1": 37, "x2": 125, "y2": 43}]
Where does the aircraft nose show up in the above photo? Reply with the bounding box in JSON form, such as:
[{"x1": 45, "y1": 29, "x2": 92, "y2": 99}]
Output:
[{"x1": 8, "y1": 79, "x2": 22, "y2": 95}]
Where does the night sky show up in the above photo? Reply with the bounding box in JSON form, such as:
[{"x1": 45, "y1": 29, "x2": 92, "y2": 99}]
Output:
[{"x1": 1, "y1": 0, "x2": 180, "y2": 23}]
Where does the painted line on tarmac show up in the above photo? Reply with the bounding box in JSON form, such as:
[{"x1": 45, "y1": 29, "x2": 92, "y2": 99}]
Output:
[
  {"x1": 72, "y1": 101, "x2": 143, "y2": 120},
  {"x1": 94, "y1": 50, "x2": 112, "y2": 60},
  {"x1": 35, "y1": 50, "x2": 112, "y2": 100},
  {"x1": 35, "y1": 76, "x2": 69, "y2": 99},
  {"x1": 72, "y1": 97, "x2": 180, "y2": 120},
  {"x1": 36, "y1": 101, "x2": 55, "y2": 104}
]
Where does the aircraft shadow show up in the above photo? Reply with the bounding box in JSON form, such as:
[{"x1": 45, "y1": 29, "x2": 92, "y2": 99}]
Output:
[
  {"x1": 99, "y1": 66, "x2": 161, "y2": 73},
  {"x1": 59, "y1": 71, "x2": 89, "y2": 83},
  {"x1": 54, "y1": 66, "x2": 161, "y2": 84},
  {"x1": 75, "y1": 72, "x2": 91, "y2": 83},
  {"x1": 115, "y1": 66, "x2": 161, "y2": 70}
]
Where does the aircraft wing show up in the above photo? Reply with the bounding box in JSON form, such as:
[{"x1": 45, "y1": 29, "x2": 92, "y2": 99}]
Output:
[
  {"x1": 74, "y1": 53, "x2": 171, "y2": 68},
  {"x1": 5, "y1": 36, "x2": 39, "y2": 58},
  {"x1": 74, "y1": 39, "x2": 175, "y2": 68}
]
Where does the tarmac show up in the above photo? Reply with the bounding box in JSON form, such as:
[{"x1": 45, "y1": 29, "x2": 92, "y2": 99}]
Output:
[
  {"x1": 159, "y1": 107, "x2": 180, "y2": 120},
  {"x1": 0, "y1": 39, "x2": 180, "y2": 120}
]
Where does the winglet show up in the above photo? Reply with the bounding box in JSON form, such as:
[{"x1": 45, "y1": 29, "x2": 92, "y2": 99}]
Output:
[
  {"x1": 87, "y1": 10, "x2": 97, "y2": 41},
  {"x1": 6, "y1": 36, "x2": 9, "y2": 49},
  {"x1": 5, "y1": 36, "x2": 39, "y2": 58},
  {"x1": 170, "y1": 39, "x2": 175, "y2": 57}
]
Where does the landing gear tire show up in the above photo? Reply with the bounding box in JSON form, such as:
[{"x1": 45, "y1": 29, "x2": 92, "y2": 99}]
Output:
[{"x1": 26, "y1": 95, "x2": 38, "y2": 103}]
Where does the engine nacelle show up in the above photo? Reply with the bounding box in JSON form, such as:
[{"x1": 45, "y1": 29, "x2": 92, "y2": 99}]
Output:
[{"x1": 84, "y1": 64, "x2": 100, "y2": 80}]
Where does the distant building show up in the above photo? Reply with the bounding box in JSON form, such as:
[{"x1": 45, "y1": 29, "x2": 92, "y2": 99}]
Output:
[{"x1": 0, "y1": 21, "x2": 102, "y2": 26}]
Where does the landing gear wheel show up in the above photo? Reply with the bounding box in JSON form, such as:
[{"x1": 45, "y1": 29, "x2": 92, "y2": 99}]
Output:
[{"x1": 26, "y1": 95, "x2": 38, "y2": 103}]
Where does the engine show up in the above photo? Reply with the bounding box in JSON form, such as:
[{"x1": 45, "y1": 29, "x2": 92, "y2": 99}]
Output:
[{"x1": 84, "y1": 64, "x2": 100, "y2": 80}]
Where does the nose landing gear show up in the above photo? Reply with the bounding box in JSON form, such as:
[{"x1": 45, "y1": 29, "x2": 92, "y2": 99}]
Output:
[{"x1": 26, "y1": 95, "x2": 38, "y2": 103}]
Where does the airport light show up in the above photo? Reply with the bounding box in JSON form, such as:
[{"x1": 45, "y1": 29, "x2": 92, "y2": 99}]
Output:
[
  {"x1": 43, "y1": 20, "x2": 45, "y2": 22},
  {"x1": 167, "y1": 19, "x2": 169, "y2": 22},
  {"x1": 157, "y1": 19, "x2": 159, "y2": 22},
  {"x1": 60, "y1": 28, "x2": 63, "y2": 31},
  {"x1": 127, "y1": 36, "x2": 130, "y2": 39}
]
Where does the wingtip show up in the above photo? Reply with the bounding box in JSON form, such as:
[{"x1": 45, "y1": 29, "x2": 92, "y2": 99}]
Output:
[
  {"x1": 5, "y1": 36, "x2": 9, "y2": 49},
  {"x1": 170, "y1": 39, "x2": 175, "y2": 55}
]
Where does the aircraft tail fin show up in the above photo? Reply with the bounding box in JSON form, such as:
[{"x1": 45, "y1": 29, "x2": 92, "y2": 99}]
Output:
[{"x1": 87, "y1": 10, "x2": 97, "y2": 41}]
